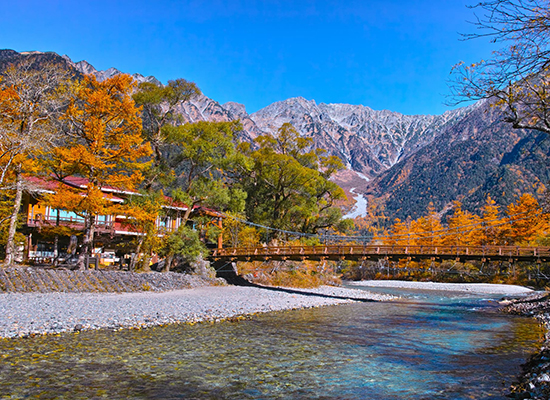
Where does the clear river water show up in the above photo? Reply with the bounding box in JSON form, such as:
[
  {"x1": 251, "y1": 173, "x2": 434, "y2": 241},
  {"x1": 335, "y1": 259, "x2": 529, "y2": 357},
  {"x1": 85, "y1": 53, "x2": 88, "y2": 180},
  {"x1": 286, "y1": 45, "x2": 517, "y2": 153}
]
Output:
[{"x1": 0, "y1": 285, "x2": 543, "y2": 399}]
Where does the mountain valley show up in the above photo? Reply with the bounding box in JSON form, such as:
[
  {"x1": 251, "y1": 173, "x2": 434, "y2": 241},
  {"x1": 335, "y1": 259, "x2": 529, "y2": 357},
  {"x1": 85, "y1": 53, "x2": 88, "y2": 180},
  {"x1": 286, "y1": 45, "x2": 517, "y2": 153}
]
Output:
[{"x1": 2, "y1": 49, "x2": 548, "y2": 222}]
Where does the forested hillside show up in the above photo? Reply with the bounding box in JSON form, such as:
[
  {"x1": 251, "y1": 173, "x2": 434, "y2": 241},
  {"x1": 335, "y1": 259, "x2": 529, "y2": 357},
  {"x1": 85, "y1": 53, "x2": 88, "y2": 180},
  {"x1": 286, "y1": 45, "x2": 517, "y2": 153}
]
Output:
[
  {"x1": 1, "y1": 48, "x2": 548, "y2": 224},
  {"x1": 367, "y1": 99, "x2": 550, "y2": 220}
]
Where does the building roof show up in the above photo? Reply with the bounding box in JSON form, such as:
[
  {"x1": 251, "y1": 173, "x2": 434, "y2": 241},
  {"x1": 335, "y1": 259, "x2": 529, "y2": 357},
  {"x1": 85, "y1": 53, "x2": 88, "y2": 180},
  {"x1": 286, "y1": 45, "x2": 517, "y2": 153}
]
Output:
[
  {"x1": 61, "y1": 176, "x2": 140, "y2": 196},
  {"x1": 24, "y1": 175, "x2": 191, "y2": 210},
  {"x1": 25, "y1": 176, "x2": 127, "y2": 204}
]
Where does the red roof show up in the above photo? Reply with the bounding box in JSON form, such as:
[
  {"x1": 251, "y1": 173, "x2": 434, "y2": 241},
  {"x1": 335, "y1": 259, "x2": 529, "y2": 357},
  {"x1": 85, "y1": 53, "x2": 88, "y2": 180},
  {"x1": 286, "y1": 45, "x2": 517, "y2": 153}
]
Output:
[
  {"x1": 25, "y1": 176, "x2": 125, "y2": 203},
  {"x1": 25, "y1": 176, "x2": 192, "y2": 210},
  {"x1": 62, "y1": 176, "x2": 140, "y2": 196}
]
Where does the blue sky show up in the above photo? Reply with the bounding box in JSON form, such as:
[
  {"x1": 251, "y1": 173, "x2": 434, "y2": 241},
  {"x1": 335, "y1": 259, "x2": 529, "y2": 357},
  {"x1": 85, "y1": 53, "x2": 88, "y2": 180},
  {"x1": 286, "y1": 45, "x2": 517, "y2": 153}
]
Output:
[{"x1": 1, "y1": 0, "x2": 497, "y2": 115}]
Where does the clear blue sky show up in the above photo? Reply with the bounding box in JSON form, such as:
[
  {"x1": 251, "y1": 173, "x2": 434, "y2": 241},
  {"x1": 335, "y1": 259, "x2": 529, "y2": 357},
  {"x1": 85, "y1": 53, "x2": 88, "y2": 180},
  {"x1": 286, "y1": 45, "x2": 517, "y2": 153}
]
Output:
[{"x1": 1, "y1": 0, "x2": 497, "y2": 115}]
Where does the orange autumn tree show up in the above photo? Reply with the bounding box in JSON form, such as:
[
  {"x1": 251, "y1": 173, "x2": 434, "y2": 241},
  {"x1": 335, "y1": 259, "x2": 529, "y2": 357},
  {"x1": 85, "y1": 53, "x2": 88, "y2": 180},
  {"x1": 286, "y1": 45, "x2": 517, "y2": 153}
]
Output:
[
  {"x1": 0, "y1": 61, "x2": 70, "y2": 265},
  {"x1": 505, "y1": 193, "x2": 546, "y2": 245},
  {"x1": 444, "y1": 201, "x2": 481, "y2": 246},
  {"x1": 410, "y1": 203, "x2": 443, "y2": 247},
  {"x1": 385, "y1": 204, "x2": 443, "y2": 247},
  {"x1": 473, "y1": 195, "x2": 504, "y2": 246},
  {"x1": 45, "y1": 74, "x2": 151, "y2": 269},
  {"x1": 385, "y1": 218, "x2": 411, "y2": 246}
]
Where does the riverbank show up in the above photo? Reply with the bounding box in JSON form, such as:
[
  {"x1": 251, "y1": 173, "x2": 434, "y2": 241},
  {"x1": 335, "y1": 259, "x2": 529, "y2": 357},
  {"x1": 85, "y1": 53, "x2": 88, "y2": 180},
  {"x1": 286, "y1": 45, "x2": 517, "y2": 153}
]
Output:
[
  {"x1": 0, "y1": 273, "x2": 537, "y2": 339},
  {"x1": 0, "y1": 284, "x2": 393, "y2": 338},
  {"x1": 504, "y1": 292, "x2": 550, "y2": 399},
  {"x1": 0, "y1": 267, "x2": 226, "y2": 293},
  {"x1": 347, "y1": 279, "x2": 534, "y2": 295}
]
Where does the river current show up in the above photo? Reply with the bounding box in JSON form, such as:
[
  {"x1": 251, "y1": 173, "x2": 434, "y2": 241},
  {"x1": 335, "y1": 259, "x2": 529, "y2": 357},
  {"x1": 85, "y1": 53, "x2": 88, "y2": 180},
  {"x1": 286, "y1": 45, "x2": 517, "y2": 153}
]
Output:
[{"x1": 0, "y1": 285, "x2": 543, "y2": 399}]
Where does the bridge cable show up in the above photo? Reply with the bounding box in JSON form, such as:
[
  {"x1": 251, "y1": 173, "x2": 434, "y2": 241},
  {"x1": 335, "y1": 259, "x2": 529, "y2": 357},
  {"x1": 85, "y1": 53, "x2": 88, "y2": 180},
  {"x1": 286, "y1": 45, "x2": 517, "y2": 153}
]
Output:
[{"x1": 221, "y1": 210, "x2": 544, "y2": 244}]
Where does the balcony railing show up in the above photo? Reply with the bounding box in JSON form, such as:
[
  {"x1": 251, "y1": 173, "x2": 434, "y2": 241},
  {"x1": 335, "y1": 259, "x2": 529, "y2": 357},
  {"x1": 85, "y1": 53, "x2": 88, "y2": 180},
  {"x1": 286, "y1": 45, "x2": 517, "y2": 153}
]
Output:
[{"x1": 27, "y1": 216, "x2": 178, "y2": 235}]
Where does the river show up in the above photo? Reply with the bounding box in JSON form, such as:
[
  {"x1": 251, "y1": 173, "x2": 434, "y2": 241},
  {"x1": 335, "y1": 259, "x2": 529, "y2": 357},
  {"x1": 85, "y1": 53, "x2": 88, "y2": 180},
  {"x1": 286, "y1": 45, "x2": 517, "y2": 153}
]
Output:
[
  {"x1": 343, "y1": 188, "x2": 368, "y2": 219},
  {"x1": 0, "y1": 285, "x2": 542, "y2": 399}
]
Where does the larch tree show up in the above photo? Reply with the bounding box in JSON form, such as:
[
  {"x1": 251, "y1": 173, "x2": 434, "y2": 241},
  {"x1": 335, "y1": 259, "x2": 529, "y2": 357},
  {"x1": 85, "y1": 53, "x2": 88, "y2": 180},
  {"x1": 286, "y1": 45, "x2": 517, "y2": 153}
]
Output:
[
  {"x1": 506, "y1": 193, "x2": 544, "y2": 244},
  {"x1": 45, "y1": 73, "x2": 151, "y2": 270},
  {"x1": 0, "y1": 60, "x2": 70, "y2": 266},
  {"x1": 444, "y1": 201, "x2": 482, "y2": 246},
  {"x1": 410, "y1": 203, "x2": 444, "y2": 247},
  {"x1": 474, "y1": 195, "x2": 503, "y2": 246},
  {"x1": 385, "y1": 218, "x2": 412, "y2": 246}
]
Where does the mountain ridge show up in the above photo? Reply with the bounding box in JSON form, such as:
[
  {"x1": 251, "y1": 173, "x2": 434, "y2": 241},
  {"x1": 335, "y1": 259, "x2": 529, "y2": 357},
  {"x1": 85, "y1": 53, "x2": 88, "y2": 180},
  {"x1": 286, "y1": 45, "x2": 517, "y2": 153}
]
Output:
[{"x1": 2, "y1": 49, "x2": 547, "y2": 222}]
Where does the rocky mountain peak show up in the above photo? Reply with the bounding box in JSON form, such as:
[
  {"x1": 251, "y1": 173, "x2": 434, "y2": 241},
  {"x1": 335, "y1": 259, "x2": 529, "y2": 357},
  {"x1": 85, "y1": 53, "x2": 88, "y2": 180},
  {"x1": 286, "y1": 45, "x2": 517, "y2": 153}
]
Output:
[
  {"x1": 1, "y1": 49, "x2": 546, "y2": 221},
  {"x1": 222, "y1": 101, "x2": 248, "y2": 120},
  {"x1": 73, "y1": 60, "x2": 97, "y2": 75},
  {"x1": 69, "y1": 57, "x2": 161, "y2": 86}
]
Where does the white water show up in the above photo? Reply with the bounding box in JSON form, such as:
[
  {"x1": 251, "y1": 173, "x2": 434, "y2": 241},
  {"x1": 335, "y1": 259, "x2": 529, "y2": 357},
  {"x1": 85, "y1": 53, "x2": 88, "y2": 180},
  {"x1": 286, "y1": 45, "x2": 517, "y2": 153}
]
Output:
[{"x1": 344, "y1": 188, "x2": 368, "y2": 219}]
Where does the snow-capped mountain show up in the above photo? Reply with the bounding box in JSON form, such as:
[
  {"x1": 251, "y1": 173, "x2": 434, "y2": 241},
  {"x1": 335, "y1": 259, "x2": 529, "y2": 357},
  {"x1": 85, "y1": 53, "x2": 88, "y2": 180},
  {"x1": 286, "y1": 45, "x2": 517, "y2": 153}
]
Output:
[
  {"x1": 2, "y1": 49, "x2": 548, "y2": 221},
  {"x1": 248, "y1": 97, "x2": 475, "y2": 178}
]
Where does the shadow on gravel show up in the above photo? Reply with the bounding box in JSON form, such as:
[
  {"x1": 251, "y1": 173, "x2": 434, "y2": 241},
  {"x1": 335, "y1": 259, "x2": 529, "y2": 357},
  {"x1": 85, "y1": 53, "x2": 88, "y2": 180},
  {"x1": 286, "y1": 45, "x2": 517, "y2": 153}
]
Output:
[{"x1": 224, "y1": 274, "x2": 376, "y2": 303}]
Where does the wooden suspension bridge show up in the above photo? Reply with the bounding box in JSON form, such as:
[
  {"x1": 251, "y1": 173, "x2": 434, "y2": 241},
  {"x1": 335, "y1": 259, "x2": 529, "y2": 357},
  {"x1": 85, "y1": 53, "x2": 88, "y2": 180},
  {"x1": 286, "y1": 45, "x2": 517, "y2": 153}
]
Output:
[
  {"x1": 212, "y1": 210, "x2": 550, "y2": 267},
  {"x1": 210, "y1": 244, "x2": 550, "y2": 283},
  {"x1": 207, "y1": 212, "x2": 550, "y2": 282},
  {"x1": 211, "y1": 244, "x2": 550, "y2": 263}
]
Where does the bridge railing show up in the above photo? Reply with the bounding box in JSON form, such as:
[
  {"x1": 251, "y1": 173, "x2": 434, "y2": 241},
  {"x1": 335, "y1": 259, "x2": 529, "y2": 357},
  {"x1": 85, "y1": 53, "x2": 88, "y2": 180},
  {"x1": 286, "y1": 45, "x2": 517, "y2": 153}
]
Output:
[{"x1": 212, "y1": 245, "x2": 550, "y2": 259}]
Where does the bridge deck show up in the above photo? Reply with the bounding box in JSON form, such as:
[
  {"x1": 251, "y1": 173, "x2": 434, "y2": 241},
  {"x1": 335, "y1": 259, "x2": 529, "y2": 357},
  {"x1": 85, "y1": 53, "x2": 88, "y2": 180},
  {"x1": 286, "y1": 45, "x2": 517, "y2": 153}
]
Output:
[{"x1": 211, "y1": 245, "x2": 550, "y2": 263}]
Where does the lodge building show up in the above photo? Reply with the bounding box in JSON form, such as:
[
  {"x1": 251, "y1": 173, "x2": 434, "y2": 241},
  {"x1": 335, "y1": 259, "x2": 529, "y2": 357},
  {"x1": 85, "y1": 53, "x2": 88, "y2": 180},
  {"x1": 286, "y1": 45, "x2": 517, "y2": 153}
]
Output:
[{"x1": 20, "y1": 176, "x2": 223, "y2": 267}]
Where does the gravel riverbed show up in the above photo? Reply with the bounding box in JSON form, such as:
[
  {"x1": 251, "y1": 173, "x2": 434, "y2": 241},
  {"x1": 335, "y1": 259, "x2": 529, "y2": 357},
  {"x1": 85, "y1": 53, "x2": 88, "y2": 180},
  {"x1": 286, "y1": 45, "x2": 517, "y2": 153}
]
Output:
[
  {"x1": 504, "y1": 292, "x2": 550, "y2": 400},
  {"x1": 0, "y1": 285, "x2": 392, "y2": 338},
  {"x1": 348, "y1": 279, "x2": 534, "y2": 295}
]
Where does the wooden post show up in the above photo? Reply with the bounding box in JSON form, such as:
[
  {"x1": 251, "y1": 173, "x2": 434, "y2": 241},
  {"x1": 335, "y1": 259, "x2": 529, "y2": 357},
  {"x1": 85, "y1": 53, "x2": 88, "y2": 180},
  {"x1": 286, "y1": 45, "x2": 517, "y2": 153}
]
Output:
[
  {"x1": 217, "y1": 217, "x2": 223, "y2": 250},
  {"x1": 25, "y1": 233, "x2": 32, "y2": 263}
]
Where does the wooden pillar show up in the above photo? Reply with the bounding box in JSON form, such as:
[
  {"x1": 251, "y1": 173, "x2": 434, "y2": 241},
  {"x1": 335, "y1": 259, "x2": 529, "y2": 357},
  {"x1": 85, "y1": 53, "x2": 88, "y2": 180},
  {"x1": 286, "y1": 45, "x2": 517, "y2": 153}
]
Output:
[
  {"x1": 25, "y1": 233, "x2": 32, "y2": 262},
  {"x1": 217, "y1": 217, "x2": 223, "y2": 250}
]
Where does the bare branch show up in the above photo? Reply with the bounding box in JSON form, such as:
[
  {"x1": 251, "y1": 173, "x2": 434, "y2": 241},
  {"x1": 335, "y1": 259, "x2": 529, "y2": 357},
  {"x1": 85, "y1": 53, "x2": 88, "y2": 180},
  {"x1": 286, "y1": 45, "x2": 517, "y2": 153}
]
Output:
[{"x1": 450, "y1": 0, "x2": 550, "y2": 134}]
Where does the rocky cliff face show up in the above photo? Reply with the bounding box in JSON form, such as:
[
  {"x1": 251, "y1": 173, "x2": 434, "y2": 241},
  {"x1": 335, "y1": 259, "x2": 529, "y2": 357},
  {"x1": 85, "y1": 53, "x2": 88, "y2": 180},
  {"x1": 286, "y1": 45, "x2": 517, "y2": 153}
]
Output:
[
  {"x1": 175, "y1": 94, "x2": 476, "y2": 184},
  {"x1": 248, "y1": 97, "x2": 473, "y2": 179},
  {"x1": 0, "y1": 50, "x2": 78, "y2": 75},
  {"x1": 3, "y1": 49, "x2": 548, "y2": 221},
  {"x1": 70, "y1": 58, "x2": 162, "y2": 86}
]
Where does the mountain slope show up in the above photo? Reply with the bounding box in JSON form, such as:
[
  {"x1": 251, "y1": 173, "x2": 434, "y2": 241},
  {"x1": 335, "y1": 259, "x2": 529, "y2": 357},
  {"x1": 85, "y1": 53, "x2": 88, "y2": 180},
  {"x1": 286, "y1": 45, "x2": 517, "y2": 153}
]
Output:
[
  {"x1": 0, "y1": 49, "x2": 78, "y2": 75},
  {"x1": 249, "y1": 97, "x2": 472, "y2": 179},
  {"x1": 2, "y1": 49, "x2": 548, "y2": 222},
  {"x1": 366, "y1": 99, "x2": 549, "y2": 220}
]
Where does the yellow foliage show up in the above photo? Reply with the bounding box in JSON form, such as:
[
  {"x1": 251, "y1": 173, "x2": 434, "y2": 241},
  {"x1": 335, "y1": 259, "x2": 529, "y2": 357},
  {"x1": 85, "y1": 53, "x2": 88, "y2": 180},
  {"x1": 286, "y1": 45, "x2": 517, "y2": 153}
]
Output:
[
  {"x1": 444, "y1": 201, "x2": 481, "y2": 246},
  {"x1": 505, "y1": 193, "x2": 546, "y2": 245},
  {"x1": 385, "y1": 193, "x2": 547, "y2": 248}
]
